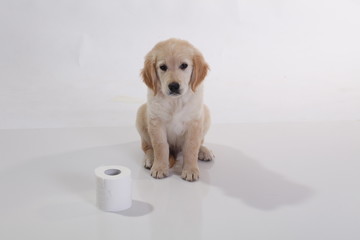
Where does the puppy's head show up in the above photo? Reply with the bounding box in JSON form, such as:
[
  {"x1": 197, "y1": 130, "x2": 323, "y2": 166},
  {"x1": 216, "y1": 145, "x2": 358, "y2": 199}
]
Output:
[{"x1": 141, "y1": 38, "x2": 209, "y2": 97}]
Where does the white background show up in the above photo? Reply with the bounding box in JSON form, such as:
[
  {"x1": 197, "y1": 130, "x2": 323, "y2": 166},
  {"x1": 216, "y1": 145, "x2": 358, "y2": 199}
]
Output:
[
  {"x1": 1, "y1": 0, "x2": 359, "y2": 129},
  {"x1": 1, "y1": 2, "x2": 360, "y2": 239}
]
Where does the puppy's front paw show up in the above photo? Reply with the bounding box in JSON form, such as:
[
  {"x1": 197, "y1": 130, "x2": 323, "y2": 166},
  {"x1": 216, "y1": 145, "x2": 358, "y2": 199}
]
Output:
[
  {"x1": 150, "y1": 166, "x2": 169, "y2": 179},
  {"x1": 181, "y1": 168, "x2": 200, "y2": 182}
]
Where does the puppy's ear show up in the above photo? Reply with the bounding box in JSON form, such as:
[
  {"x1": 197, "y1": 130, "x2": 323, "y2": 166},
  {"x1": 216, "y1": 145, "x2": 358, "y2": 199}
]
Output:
[
  {"x1": 141, "y1": 54, "x2": 158, "y2": 95},
  {"x1": 190, "y1": 52, "x2": 209, "y2": 92}
]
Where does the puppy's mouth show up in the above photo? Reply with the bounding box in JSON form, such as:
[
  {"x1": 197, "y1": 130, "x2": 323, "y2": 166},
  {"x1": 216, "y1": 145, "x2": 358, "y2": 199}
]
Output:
[{"x1": 169, "y1": 90, "x2": 181, "y2": 96}]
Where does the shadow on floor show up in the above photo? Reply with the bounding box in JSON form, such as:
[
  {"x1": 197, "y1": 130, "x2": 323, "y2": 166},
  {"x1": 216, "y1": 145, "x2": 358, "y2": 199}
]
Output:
[{"x1": 199, "y1": 143, "x2": 314, "y2": 210}]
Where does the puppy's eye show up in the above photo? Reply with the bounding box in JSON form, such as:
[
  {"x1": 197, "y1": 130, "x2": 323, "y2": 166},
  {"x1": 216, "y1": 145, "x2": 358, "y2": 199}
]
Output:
[
  {"x1": 180, "y1": 63, "x2": 188, "y2": 70},
  {"x1": 159, "y1": 64, "x2": 168, "y2": 71}
]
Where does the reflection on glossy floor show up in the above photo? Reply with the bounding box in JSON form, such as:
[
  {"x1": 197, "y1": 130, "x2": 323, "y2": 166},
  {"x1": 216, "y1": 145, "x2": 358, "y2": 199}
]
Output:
[{"x1": 0, "y1": 122, "x2": 359, "y2": 239}]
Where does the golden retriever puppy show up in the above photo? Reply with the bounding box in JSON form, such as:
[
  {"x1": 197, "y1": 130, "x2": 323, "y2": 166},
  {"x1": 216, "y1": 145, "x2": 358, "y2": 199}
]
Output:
[{"x1": 136, "y1": 38, "x2": 214, "y2": 181}]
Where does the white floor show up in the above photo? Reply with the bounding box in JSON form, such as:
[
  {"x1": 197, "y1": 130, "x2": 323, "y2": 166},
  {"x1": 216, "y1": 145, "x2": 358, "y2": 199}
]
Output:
[{"x1": 0, "y1": 121, "x2": 359, "y2": 240}]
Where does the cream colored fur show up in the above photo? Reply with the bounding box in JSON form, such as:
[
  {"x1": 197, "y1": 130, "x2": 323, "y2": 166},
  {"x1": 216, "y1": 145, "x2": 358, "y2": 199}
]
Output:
[{"x1": 136, "y1": 38, "x2": 214, "y2": 181}]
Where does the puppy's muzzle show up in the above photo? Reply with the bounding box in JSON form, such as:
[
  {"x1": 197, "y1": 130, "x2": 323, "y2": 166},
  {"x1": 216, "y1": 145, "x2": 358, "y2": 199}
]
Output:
[{"x1": 168, "y1": 82, "x2": 181, "y2": 95}]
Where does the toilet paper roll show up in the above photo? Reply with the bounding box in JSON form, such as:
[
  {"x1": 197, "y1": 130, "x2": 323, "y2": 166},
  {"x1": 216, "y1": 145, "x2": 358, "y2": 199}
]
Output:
[{"x1": 95, "y1": 165, "x2": 132, "y2": 212}]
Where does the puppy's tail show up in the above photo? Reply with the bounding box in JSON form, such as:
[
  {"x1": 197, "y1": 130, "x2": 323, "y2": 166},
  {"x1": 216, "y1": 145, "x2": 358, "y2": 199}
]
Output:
[{"x1": 169, "y1": 154, "x2": 176, "y2": 168}]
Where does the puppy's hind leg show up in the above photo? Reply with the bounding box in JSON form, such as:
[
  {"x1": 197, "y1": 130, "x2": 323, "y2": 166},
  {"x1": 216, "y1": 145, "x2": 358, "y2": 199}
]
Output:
[
  {"x1": 136, "y1": 104, "x2": 154, "y2": 169},
  {"x1": 142, "y1": 140, "x2": 154, "y2": 169},
  {"x1": 198, "y1": 145, "x2": 215, "y2": 162}
]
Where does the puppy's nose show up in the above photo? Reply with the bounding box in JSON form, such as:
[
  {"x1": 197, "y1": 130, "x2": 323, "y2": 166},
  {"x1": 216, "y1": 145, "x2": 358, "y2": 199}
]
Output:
[{"x1": 168, "y1": 82, "x2": 180, "y2": 94}]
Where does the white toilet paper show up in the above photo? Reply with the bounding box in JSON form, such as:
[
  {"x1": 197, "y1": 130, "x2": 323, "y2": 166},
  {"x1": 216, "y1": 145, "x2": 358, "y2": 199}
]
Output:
[{"x1": 95, "y1": 165, "x2": 132, "y2": 212}]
